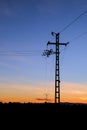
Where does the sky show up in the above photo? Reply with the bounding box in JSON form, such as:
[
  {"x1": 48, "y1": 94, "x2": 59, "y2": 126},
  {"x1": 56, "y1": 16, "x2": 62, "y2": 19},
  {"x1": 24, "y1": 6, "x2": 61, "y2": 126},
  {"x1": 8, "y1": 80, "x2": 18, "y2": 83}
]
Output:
[{"x1": 0, "y1": 0, "x2": 87, "y2": 103}]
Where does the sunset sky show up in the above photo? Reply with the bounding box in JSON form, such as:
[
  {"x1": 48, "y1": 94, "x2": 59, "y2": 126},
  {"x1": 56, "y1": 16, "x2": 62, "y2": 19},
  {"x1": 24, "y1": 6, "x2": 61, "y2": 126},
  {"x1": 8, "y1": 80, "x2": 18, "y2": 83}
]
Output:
[{"x1": 0, "y1": 0, "x2": 87, "y2": 103}]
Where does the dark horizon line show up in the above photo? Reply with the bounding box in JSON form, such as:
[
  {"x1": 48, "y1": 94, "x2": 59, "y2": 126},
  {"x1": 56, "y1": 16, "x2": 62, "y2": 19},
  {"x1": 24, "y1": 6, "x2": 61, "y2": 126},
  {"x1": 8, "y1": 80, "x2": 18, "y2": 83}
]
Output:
[{"x1": 0, "y1": 101, "x2": 87, "y2": 105}]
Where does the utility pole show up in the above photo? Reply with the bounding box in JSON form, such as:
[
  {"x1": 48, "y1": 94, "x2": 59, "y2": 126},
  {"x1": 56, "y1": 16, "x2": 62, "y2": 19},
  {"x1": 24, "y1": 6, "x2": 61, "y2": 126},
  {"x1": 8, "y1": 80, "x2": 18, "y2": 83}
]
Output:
[
  {"x1": 43, "y1": 32, "x2": 69, "y2": 103},
  {"x1": 44, "y1": 93, "x2": 49, "y2": 103}
]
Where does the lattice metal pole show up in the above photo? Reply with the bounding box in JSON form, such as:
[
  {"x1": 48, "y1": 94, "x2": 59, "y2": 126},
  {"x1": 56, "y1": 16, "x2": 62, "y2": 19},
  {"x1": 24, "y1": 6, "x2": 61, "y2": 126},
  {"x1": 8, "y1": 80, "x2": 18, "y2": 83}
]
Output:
[{"x1": 42, "y1": 32, "x2": 69, "y2": 103}]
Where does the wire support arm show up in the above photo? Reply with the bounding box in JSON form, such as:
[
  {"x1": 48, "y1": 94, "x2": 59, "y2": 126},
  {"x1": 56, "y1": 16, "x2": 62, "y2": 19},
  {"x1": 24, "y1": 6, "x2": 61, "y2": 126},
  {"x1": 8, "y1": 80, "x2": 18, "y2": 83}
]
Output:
[
  {"x1": 47, "y1": 41, "x2": 56, "y2": 46},
  {"x1": 59, "y1": 42, "x2": 69, "y2": 46},
  {"x1": 47, "y1": 41, "x2": 69, "y2": 46}
]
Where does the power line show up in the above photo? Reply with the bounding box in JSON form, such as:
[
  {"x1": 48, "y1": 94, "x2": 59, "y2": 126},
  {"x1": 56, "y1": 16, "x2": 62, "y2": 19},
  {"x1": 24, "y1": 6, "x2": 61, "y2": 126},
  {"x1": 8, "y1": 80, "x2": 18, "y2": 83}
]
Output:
[
  {"x1": 60, "y1": 10, "x2": 87, "y2": 33},
  {"x1": 0, "y1": 50, "x2": 43, "y2": 56},
  {"x1": 69, "y1": 31, "x2": 87, "y2": 42}
]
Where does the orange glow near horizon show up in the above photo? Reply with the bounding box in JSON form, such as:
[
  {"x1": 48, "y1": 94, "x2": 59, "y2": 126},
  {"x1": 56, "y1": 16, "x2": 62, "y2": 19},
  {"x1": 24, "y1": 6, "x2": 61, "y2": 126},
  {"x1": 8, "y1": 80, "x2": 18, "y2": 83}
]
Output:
[
  {"x1": 61, "y1": 82, "x2": 87, "y2": 104},
  {"x1": 0, "y1": 82, "x2": 87, "y2": 104}
]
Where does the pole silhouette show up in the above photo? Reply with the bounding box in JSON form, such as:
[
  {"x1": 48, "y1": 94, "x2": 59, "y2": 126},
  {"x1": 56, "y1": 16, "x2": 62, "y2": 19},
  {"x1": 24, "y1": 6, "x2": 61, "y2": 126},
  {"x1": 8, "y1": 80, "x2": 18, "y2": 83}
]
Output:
[{"x1": 43, "y1": 32, "x2": 69, "y2": 103}]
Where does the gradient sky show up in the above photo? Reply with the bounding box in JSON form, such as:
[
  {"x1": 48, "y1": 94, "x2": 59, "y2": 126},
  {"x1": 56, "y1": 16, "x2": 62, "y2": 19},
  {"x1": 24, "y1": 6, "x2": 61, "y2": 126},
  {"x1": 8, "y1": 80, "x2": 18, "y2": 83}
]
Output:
[{"x1": 0, "y1": 0, "x2": 87, "y2": 103}]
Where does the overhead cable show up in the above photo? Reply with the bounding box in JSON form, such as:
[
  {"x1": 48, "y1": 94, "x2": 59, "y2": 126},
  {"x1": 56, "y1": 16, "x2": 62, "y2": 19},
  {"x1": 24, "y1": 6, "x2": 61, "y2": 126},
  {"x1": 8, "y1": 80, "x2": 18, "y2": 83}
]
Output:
[{"x1": 60, "y1": 10, "x2": 87, "y2": 33}]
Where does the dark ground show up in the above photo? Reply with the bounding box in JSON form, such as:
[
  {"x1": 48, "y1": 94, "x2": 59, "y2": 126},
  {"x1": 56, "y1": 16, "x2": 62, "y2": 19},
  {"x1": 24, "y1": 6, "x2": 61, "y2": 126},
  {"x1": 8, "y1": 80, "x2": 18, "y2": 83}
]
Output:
[{"x1": 0, "y1": 102, "x2": 87, "y2": 128}]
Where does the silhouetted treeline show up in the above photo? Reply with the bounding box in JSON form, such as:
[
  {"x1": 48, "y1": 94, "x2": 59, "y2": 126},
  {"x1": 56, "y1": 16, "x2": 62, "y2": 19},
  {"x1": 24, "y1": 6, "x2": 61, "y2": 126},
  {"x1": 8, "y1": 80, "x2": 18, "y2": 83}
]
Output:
[
  {"x1": 0, "y1": 102, "x2": 87, "y2": 128},
  {"x1": 0, "y1": 101, "x2": 87, "y2": 114}
]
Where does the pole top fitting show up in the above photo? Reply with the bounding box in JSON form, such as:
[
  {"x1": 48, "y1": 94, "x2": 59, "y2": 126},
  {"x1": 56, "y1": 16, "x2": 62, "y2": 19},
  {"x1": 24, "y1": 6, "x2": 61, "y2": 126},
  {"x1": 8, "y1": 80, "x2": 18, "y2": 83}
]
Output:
[{"x1": 51, "y1": 32, "x2": 60, "y2": 36}]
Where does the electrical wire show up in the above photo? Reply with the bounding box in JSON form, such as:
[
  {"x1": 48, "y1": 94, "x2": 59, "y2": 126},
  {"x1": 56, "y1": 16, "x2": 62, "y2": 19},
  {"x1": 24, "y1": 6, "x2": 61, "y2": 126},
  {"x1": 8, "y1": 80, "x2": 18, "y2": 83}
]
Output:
[
  {"x1": 69, "y1": 31, "x2": 87, "y2": 43},
  {"x1": 59, "y1": 10, "x2": 87, "y2": 33},
  {"x1": 0, "y1": 50, "x2": 44, "y2": 56}
]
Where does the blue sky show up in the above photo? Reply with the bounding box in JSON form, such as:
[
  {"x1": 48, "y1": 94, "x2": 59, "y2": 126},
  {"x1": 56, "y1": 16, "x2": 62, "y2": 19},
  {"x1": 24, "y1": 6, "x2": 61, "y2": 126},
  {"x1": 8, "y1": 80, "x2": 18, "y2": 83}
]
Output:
[{"x1": 0, "y1": 0, "x2": 87, "y2": 103}]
